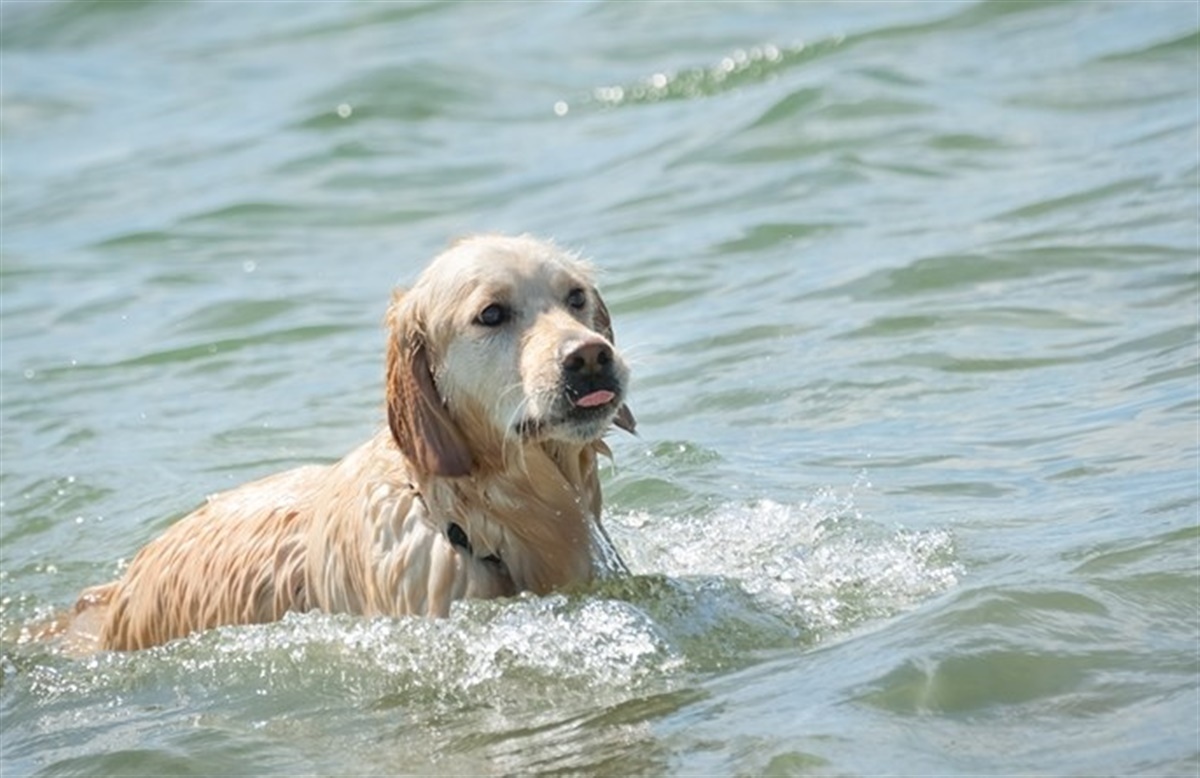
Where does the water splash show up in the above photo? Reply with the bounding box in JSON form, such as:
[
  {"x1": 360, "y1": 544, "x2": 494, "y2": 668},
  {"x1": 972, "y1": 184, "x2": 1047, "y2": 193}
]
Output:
[
  {"x1": 607, "y1": 492, "x2": 961, "y2": 636},
  {"x1": 7, "y1": 488, "x2": 959, "y2": 708},
  {"x1": 9, "y1": 595, "x2": 682, "y2": 712}
]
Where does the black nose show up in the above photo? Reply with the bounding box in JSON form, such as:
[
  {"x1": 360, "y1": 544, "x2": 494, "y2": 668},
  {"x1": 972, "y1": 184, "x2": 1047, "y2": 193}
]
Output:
[{"x1": 562, "y1": 340, "x2": 613, "y2": 376}]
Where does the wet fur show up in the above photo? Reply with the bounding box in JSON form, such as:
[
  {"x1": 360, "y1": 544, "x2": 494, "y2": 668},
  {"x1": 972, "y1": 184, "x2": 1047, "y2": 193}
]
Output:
[{"x1": 51, "y1": 235, "x2": 634, "y2": 652}]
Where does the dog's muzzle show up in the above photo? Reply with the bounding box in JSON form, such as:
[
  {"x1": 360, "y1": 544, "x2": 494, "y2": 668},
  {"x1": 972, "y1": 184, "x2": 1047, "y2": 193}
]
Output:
[
  {"x1": 514, "y1": 337, "x2": 626, "y2": 440},
  {"x1": 561, "y1": 339, "x2": 623, "y2": 418}
]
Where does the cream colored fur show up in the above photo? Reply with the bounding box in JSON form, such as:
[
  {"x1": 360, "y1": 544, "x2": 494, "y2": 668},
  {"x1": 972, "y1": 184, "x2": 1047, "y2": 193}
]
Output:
[{"x1": 55, "y1": 234, "x2": 634, "y2": 652}]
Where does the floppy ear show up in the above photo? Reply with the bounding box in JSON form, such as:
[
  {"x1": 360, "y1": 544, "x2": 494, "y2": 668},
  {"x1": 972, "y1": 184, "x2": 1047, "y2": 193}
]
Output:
[
  {"x1": 386, "y1": 292, "x2": 473, "y2": 477},
  {"x1": 592, "y1": 287, "x2": 637, "y2": 435}
]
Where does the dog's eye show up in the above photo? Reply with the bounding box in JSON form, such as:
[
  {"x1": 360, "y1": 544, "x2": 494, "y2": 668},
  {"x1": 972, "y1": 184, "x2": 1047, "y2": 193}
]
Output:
[
  {"x1": 475, "y1": 303, "x2": 511, "y2": 328},
  {"x1": 566, "y1": 287, "x2": 587, "y2": 310}
]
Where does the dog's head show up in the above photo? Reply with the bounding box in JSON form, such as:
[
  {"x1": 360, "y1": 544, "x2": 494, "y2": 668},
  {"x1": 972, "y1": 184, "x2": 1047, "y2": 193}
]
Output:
[{"x1": 386, "y1": 234, "x2": 635, "y2": 478}]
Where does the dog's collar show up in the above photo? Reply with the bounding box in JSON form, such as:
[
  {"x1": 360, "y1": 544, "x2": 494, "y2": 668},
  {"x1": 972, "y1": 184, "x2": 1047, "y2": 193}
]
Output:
[
  {"x1": 446, "y1": 522, "x2": 503, "y2": 566},
  {"x1": 408, "y1": 483, "x2": 503, "y2": 566}
]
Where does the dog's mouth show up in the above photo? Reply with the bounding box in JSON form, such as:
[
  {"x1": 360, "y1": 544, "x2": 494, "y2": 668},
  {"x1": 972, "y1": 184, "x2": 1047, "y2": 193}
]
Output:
[
  {"x1": 574, "y1": 389, "x2": 617, "y2": 409},
  {"x1": 514, "y1": 382, "x2": 624, "y2": 441},
  {"x1": 563, "y1": 374, "x2": 624, "y2": 426}
]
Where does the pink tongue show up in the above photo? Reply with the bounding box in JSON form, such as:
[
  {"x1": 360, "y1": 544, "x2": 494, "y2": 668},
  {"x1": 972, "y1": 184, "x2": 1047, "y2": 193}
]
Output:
[{"x1": 576, "y1": 390, "x2": 615, "y2": 408}]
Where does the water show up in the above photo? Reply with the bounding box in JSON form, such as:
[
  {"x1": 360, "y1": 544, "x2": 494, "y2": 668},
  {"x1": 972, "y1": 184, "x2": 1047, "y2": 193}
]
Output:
[{"x1": 2, "y1": 1, "x2": 1196, "y2": 774}]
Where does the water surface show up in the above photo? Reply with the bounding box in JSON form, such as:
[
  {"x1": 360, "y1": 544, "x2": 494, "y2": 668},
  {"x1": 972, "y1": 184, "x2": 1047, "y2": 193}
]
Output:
[{"x1": 2, "y1": 1, "x2": 1197, "y2": 775}]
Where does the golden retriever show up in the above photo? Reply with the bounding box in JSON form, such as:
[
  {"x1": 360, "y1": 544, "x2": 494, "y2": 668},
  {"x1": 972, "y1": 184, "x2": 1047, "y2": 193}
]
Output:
[{"x1": 53, "y1": 234, "x2": 635, "y2": 652}]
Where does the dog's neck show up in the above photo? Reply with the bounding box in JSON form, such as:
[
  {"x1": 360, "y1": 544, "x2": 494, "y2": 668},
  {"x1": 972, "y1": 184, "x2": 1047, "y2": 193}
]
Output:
[{"x1": 417, "y1": 438, "x2": 610, "y2": 594}]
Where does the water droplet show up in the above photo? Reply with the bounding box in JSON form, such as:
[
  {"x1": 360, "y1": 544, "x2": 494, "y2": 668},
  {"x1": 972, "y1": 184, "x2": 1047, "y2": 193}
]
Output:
[
  {"x1": 336, "y1": 103, "x2": 353, "y2": 119},
  {"x1": 553, "y1": 100, "x2": 569, "y2": 117},
  {"x1": 243, "y1": 260, "x2": 257, "y2": 274},
  {"x1": 594, "y1": 86, "x2": 624, "y2": 104}
]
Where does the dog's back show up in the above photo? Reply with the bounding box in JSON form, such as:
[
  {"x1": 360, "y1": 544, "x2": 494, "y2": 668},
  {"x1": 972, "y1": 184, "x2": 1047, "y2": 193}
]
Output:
[{"x1": 71, "y1": 463, "x2": 328, "y2": 652}]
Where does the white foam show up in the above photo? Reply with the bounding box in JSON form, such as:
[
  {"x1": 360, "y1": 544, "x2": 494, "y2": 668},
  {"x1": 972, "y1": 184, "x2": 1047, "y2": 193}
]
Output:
[{"x1": 606, "y1": 493, "x2": 961, "y2": 635}]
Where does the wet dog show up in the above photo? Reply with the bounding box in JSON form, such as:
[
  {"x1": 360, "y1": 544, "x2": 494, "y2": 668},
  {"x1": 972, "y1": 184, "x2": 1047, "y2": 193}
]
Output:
[{"x1": 55, "y1": 234, "x2": 635, "y2": 651}]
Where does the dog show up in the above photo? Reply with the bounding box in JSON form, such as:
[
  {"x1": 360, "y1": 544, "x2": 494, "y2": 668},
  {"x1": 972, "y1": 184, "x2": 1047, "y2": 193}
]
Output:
[{"x1": 53, "y1": 234, "x2": 635, "y2": 652}]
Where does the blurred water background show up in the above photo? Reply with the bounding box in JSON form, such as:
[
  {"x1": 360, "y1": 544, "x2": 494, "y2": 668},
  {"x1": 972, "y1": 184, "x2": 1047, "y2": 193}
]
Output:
[{"x1": 2, "y1": 1, "x2": 1197, "y2": 775}]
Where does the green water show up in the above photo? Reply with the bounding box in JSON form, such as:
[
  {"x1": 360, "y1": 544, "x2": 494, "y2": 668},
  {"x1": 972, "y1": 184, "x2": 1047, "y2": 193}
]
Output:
[{"x1": 3, "y1": 1, "x2": 1197, "y2": 775}]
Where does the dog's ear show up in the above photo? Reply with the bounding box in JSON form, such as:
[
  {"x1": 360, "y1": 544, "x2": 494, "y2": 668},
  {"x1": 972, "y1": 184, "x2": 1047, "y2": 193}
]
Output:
[
  {"x1": 386, "y1": 292, "x2": 473, "y2": 477},
  {"x1": 592, "y1": 287, "x2": 637, "y2": 435},
  {"x1": 591, "y1": 286, "x2": 618, "y2": 344}
]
